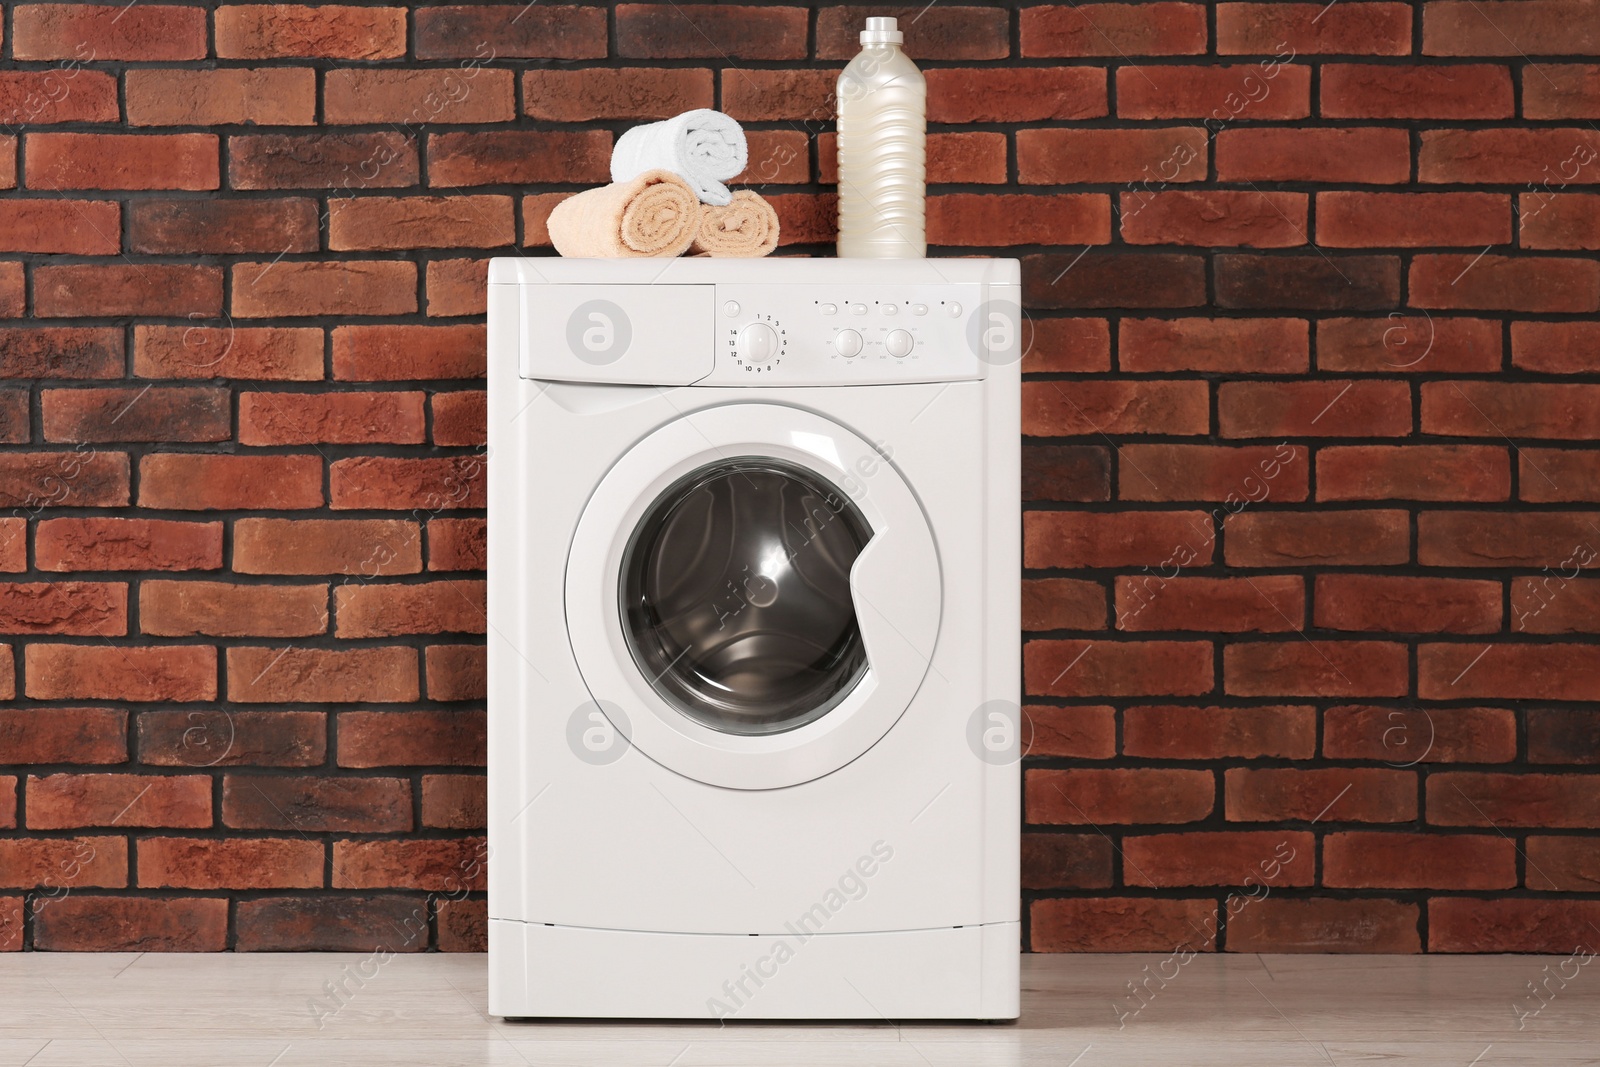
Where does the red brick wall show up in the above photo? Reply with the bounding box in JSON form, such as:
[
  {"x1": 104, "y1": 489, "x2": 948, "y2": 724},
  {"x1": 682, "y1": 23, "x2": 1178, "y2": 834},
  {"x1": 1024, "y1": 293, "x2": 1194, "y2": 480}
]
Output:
[{"x1": 0, "y1": 2, "x2": 1594, "y2": 954}]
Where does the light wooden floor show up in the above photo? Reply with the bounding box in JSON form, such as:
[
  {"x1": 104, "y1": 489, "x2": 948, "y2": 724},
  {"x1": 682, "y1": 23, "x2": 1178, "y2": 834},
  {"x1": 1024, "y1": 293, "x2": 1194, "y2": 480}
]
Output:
[{"x1": 1, "y1": 952, "x2": 1594, "y2": 1065}]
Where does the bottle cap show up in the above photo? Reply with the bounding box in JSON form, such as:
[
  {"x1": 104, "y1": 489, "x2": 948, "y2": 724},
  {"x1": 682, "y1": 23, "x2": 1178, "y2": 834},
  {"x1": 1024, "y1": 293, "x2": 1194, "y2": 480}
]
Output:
[{"x1": 860, "y1": 16, "x2": 904, "y2": 44}]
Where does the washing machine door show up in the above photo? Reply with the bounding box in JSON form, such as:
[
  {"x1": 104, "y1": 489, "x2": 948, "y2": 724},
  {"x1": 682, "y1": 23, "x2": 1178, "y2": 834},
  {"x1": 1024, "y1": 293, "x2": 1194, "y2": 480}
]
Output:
[{"x1": 565, "y1": 403, "x2": 941, "y2": 789}]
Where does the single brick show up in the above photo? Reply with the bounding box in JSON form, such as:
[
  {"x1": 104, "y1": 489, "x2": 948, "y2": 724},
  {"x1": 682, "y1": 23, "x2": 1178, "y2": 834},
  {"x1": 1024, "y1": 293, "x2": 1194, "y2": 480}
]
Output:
[
  {"x1": 1318, "y1": 316, "x2": 1501, "y2": 373},
  {"x1": 1526, "y1": 836, "x2": 1600, "y2": 889},
  {"x1": 0, "y1": 836, "x2": 126, "y2": 889},
  {"x1": 426, "y1": 260, "x2": 489, "y2": 318},
  {"x1": 1024, "y1": 253, "x2": 1208, "y2": 309},
  {"x1": 324, "y1": 69, "x2": 515, "y2": 125},
  {"x1": 1027, "y1": 767, "x2": 1214, "y2": 824},
  {"x1": 926, "y1": 68, "x2": 1106, "y2": 123},
  {"x1": 25, "y1": 773, "x2": 211, "y2": 829},
  {"x1": 1024, "y1": 640, "x2": 1215, "y2": 697},
  {"x1": 1419, "y1": 644, "x2": 1600, "y2": 701},
  {"x1": 1018, "y1": 128, "x2": 1208, "y2": 184},
  {"x1": 429, "y1": 131, "x2": 612, "y2": 188},
  {"x1": 1318, "y1": 192, "x2": 1510, "y2": 247},
  {"x1": 26, "y1": 133, "x2": 218, "y2": 191},
  {"x1": 1227, "y1": 898, "x2": 1420, "y2": 952},
  {"x1": 1116, "y1": 574, "x2": 1305, "y2": 632},
  {"x1": 1216, "y1": 254, "x2": 1400, "y2": 311},
  {"x1": 221, "y1": 775, "x2": 412, "y2": 831},
  {"x1": 128, "y1": 199, "x2": 320, "y2": 256},
  {"x1": 425, "y1": 645, "x2": 486, "y2": 701},
  {"x1": 126, "y1": 69, "x2": 316, "y2": 126},
  {"x1": 36, "y1": 518, "x2": 220, "y2": 572},
  {"x1": 1324, "y1": 832, "x2": 1516, "y2": 889},
  {"x1": 134, "y1": 325, "x2": 322, "y2": 381},
  {"x1": 1022, "y1": 3, "x2": 1207, "y2": 56},
  {"x1": 1412, "y1": 254, "x2": 1600, "y2": 313},
  {"x1": 1226, "y1": 767, "x2": 1417, "y2": 822},
  {"x1": 330, "y1": 456, "x2": 487, "y2": 510},
  {"x1": 1023, "y1": 319, "x2": 1112, "y2": 374},
  {"x1": 1420, "y1": 128, "x2": 1600, "y2": 183},
  {"x1": 1427, "y1": 771, "x2": 1600, "y2": 827},
  {"x1": 415, "y1": 5, "x2": 606, "y2": 59},
  {"x1": 337, "y1": 710, "x2": 486, "y2": 768},
  {"x1": 1117, "y1": 443, "x2": 1307, "y2": 502},
  {"x1": 432, "y1": 392, "x2": 484, "y2": 447},
  {"x1": 1423, "y1": 381, "x2": 1600, "y2": 438},
  {"x1": 1024, "y1": 445, "x2": 1113, "y2": 501},
  {"x1": 329, "y1": 195, "x2": 514, "y2": 251},
  {"x1": 421, "y1": 774, "x2": 487, "y2": 829},
  {"x1": 1524, "y1": 64, "x2": 1600, "y2": 118},
  {"x1": 1217, "y1": 2, "x2": 1411, "y2": 54},
  {"x1": 1424, "y1": 0, "x2": 1600, "y2": 55},
  {"x1": 236, "y1": 895, "x2": 429, "y2": 952},
  {"x1": 1417, "y1": 512, "x2": 1600, "y2": 567},
  {"x1": 721, "y1": 69, "x2": 837, "y2": 122},
  {"x1": 0, "y1": 70, "x2": 118, "y2": 125},
  {"x1": 1321, "y1": 64, "x2": 1513, "y2": 118},
  {"x1": 525, "y1": 68, "x2": 713, "y2": 121},
  {"x1": 140, "y1": 581, "x2": 328, "y2": 639},
  {"x1": 1316, "y1": 444, "x2": 1511, "y2": 501},
  {"x1": 227, "y1": 646, "x2": 420, "y2": 704},
  {"x1": 1225, "y1": 640, "x2": 1410, "y2": 697},
  {"x1": 1022, "y1": 577, "x2": 1107, "y2": 631},
  {"x1": 1218, "y1": 380, "x2": 1411, "y2": 437},
  {"x1": 428, "y1": 520, "x2": 486, "y2": 572},
  {"x1": 0, "y1": 452, "x2": 129, "y2": 509},
  {"x1": 1429, "y1": 899, "x2": 1600, "y2": 953},
  {"x1": 229, "y1": 133, "x2": 420, "y2": 190},
  {"x1": 619, "y1": 4, "x2": 808, "y2": 59},
  {"x1": 12, "y1": 5, "x2": 207, "y2": 60},
  {"x1": 1324, "y1": 705, "x2": 1517, "y2": 763},
  {"x1": 139, "y1": 455, "x2": 323, "y2": 511},
  {"x1": 25, "y1": 645, "x2": 216, "y2": 702},
  {"x1": 0, "y1": 328, "x2": 124, "y2": 379},
  {"x1": 1025, "y1": 510, "x2": 1215, "y2": 569},
  {"x1": 138, "y1": 837, "x2": 324, "y2": 890},
  {"x1": 234, "y1": 518, "x2": 422, "y2": 576},
  {"x1": 1121, "y1": 190, "x2": 1307, "y2": 247},
  {"x1": 333, "y1": 838, "x2": 487, "y2": 891},
  {"x1": 34, "y1": 265, "x2": 222, "y2": 318},
  {"x1": 335, "y1": 580, "x2": 486, "y2": 638},
  {"x1": 0, "y1": 582, "x2": 125, "y2": 636},
  {"x1": 137, "y1": 709, "x2": 326, "y2": 768},
  {"x1": 232, "y1": 261, "x2": 417, "y2": 318},
  {"x1": 1116, "y1": 64, "x2": 1311, "y2": 119},
  {"x1": 1031, "y1": 897, "x2": 1219, "y2": 952},
  {"x1": 0, "y1": 708, "x2": 127, "y2": 764},
  {"x1": 33, "y1": 897, "x2": 226, "y2": 951},
  {"x1": 42, "y1": 387, "x2": 229, "y2": 444},
  {"x1": 1120, "y1": 318, "x2": 1308, "y2": 373},
  {"x1": 929, "y1": 194, "x2": 1110, "y2": 246},
  {"x1": 239, "y1": 391, "x2": 427, "y2": 446},
  {"x1": 1520, "y1": 192, "x2": 1600, "y2": 250},
  {"x1": 1216, "y1": 128, "x2": 1411, "y2": 182},
  {"x1": 215, "y1": 4, "x2": 406, "y2": 58},
  {"x1": 0, "y1": 201, "x2": 119, "y2": 255},
  {"x1": 1123, "y1": 705, "x2": 1317, "y2": 759},
  {"x1": 1316, "y1": 575, "x2": 1503, "y2": 633},
  {"x1": 1123, "y1": 831, "x2": 1315, "y2": 887}
]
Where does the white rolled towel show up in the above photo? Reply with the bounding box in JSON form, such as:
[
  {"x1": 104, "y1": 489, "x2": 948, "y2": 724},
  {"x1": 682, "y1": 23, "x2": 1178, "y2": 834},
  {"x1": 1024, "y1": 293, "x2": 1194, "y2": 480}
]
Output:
[{"x1": 610, "y1": 109, "x2": 748, "y2": 207}]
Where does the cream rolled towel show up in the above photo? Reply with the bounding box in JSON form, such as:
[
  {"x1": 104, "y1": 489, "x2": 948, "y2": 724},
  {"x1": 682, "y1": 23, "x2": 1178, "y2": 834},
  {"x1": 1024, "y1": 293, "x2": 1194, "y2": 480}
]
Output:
[
  {"x1": 690, "y1": 191, "x2": 780, "y2": 258},
  {"x1": 611, "y1": 109, "x2": 748, "y2": 207},
  {"x1": 546, "y1": 169, "x2": 699, "y2": 258}
]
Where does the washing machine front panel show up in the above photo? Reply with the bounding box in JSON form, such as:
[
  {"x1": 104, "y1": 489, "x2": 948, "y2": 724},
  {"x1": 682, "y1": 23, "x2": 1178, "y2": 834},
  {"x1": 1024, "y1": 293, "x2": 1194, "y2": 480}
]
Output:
[{"x1": 565, "y1": 403, "x2": 943, "y2": 791}]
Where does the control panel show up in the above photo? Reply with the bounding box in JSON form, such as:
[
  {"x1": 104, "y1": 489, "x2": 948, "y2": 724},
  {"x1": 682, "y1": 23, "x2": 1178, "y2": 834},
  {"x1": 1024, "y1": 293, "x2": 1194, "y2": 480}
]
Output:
[{"x1": 699, "y1": 283, "x2": 992, "y2": 386}]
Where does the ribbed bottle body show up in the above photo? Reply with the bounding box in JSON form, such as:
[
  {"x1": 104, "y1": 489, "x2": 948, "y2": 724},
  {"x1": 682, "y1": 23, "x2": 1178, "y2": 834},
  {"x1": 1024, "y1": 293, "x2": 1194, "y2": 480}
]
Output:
[{"x1": 836, "y1": 45, "x2": 926, "y2": 258}]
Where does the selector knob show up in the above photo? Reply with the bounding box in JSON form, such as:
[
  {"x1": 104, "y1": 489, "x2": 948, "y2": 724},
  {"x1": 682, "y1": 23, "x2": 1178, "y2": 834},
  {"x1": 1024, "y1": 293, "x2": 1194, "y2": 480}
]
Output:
[
  {"x1": 834, "y1": 329, "x2": 864, "y2": 357},
  {"x1": 886, "y1": 329, "x2": 914, "y2": 357},
  {"x1": 738, "y1": 322, "x2": 780, "y2": 363}
]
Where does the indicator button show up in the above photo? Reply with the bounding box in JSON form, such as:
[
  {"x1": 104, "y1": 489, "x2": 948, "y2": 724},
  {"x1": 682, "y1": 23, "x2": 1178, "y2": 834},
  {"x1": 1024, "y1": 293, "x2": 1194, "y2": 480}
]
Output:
[
  {"x1": 947, "y1": 302, "x2": 963, "y2": 317},
  {"x1": 738, "y1": 322, "x2": 780, "y2": 363},
  {"x1": 723, "y1": 301, "x2": 740, "y2": 317},
  {"x1": 820, "y1": 303, "x2": 838, "y2": 315},
  {"x1": 834, "y1": 329, "x2": 864, "y2": 357},
  {"x1": 849, "y1": 303, "x2": 868, "y2": 315},
  {"x1": 882, "y1": 303, "x2": 899, "y2": 315},
  {"x1": 910, "y1": 304, "x2": 928, "y2": 316},
  {"x1": 886, "y1": 330, "x2": 914, "y2": 357}
]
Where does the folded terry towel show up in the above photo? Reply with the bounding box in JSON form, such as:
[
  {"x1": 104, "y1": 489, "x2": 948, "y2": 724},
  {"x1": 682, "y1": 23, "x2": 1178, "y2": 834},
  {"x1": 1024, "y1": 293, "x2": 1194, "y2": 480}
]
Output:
[
  {"x1": 690, "y1": 191, "x2": 781, "y2": 258},
  {"x1": 547, "y1": 169, "x2": 699, "y2": 258},
  {"x1": 611, "y1": 109, "x2": 748, "y2": 207}
]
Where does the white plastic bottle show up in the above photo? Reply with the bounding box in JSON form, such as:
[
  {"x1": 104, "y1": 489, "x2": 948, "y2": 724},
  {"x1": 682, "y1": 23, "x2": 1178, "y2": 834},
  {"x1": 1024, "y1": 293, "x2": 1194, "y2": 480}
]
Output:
[{"x1": 836, "y1": 17, "x2": 926, "y2": 258}]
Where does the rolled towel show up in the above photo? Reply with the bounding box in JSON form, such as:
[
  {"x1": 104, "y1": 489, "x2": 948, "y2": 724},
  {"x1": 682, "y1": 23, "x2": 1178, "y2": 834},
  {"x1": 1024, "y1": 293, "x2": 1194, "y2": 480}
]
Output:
[
  {"x1": 690, "y1": 191, "x2": 781, "y2": 258},
  {"x1": 611, "y1": 109, "x2": 748, "y2": 207},
  {"x1": 547, "y1": 169, "x2": 699, "y2": 258}
]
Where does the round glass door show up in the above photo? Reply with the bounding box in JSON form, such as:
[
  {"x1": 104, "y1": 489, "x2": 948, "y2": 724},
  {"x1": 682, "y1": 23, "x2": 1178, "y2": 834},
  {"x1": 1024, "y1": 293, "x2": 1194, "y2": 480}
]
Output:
[{"x1": 620, "y1": 457, "x2": 873, "y2": 736}]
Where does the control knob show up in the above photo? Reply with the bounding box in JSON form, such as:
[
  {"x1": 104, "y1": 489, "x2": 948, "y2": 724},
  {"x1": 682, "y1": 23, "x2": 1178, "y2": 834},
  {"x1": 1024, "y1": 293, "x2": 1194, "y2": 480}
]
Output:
[
  {"x1": 834, "y1": 329, "x2": 864, "y2": 357},
  {"x1": 737, "y1": 322, "x2": 780, "y2": 363},
  {"x1": 886, "y1": 329, "x2": 915, "y2": 357}
]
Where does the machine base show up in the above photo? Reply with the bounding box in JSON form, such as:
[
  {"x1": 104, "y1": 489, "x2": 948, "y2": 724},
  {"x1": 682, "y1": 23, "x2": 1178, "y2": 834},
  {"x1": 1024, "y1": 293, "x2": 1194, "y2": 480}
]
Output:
[{"x1": 488, "y1": 918, "x2": 1020, "y2": 1021}]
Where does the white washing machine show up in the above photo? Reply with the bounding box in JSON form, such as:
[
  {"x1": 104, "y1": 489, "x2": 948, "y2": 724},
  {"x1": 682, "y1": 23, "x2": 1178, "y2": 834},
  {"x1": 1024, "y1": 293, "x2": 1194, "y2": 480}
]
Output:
[{"x1": 485, "y1": 257, "x2": 1021, "y2": 1020}]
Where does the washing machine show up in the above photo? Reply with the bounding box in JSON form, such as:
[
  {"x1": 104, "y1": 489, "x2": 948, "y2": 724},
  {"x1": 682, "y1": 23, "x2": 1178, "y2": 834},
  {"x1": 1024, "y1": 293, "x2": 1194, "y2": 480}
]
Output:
[{"x1": 485, "y1": 257, "x2": 1021, "y2": 1020}]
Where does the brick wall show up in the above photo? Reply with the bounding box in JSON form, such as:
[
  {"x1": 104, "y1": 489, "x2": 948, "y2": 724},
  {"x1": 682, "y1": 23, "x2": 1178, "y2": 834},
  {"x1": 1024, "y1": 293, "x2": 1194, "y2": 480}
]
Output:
[{"x1": 0, "y1": 1, "x2": 1595, "y2": 954}]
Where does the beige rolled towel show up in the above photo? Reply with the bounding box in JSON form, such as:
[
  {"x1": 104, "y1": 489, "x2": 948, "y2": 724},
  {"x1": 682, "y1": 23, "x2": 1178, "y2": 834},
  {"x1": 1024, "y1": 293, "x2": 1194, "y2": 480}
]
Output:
[
  {"x1": 547, "y1": 169, "x2": 698, "y2": 258},
  {"x1": 690, "y1": 190, "x2": 780, "y2": 257}
]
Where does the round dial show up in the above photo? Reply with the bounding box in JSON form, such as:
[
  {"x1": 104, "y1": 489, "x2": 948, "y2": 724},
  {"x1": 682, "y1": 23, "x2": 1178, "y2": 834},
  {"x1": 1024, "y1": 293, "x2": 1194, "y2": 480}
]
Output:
[
  {"x1": 886, "y1": 330, "x2": 914, "y2": 357},
  {"x1": 834, "y1": 330, "x2": 864, "y2": 358},
  {"x1": 737, "y1": 322, "x2": 780, "y2": 364}
]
